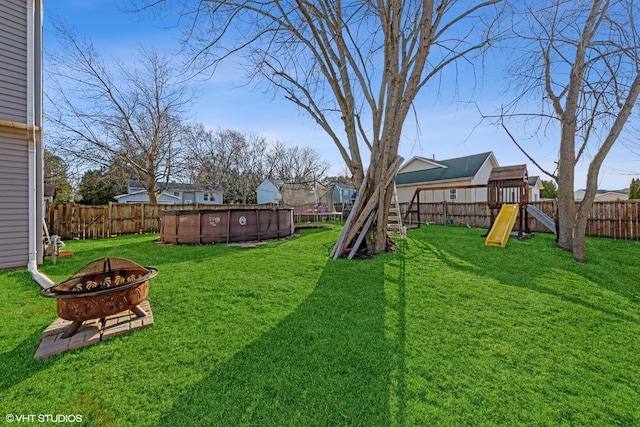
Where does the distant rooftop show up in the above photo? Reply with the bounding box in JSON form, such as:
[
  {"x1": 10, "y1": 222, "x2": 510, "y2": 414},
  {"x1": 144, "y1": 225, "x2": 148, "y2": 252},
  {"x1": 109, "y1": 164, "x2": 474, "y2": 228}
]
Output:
[
  {"x1": 396, "y1": 152, "x2": 494, "y2": 185},
  {"x1": 128, "y1": 180, "x2": 220, "y2": 192}
]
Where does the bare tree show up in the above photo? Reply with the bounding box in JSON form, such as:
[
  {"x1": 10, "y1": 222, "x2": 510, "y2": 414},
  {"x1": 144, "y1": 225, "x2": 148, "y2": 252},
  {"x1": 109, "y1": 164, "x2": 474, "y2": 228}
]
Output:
[
  {"x1": 500, "y1": 0, "x2": 640, "y2": 262},
  {"x1": 46, "y1": 23, "x2": 194, "y2": 204},
  {"x1": 184, "y1": 125, "x2": 329, "y2": 202},
  {"x1": 133, "y1": 0, "x2": 502, "y2": 256},
  {"x1": 184, "y1": 126, "x2": 269, "y2": 203},
  {"x1": 266, "y1": 142, "x2": 330, "y2": 183}
]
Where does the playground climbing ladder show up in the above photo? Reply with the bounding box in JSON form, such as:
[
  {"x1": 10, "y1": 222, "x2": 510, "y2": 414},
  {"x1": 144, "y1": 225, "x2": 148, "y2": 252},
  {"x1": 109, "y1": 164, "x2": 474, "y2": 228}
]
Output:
[{"x1": 387, "y1": 184, "x2": 406, "y2": 239}]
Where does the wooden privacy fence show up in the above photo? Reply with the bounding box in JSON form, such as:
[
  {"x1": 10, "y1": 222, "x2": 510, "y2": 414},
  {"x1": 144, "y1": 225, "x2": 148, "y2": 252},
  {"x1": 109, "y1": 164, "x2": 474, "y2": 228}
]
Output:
[
  {"x1": 46, "y1": 202, "x2": 276, "y2": 240},
  {"x1": 47, "y1": 200, "x2": 640, "y2": 241},
  {"x1": 400, "y1": 200, "x2": 640, "y2": 241}
]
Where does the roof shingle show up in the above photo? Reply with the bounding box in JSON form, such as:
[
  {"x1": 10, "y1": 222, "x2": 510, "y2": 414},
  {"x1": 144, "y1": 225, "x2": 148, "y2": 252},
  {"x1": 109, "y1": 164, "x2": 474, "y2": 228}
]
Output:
[{"x1": 395, "y1": 152, "x2": 493, "y2": 185}]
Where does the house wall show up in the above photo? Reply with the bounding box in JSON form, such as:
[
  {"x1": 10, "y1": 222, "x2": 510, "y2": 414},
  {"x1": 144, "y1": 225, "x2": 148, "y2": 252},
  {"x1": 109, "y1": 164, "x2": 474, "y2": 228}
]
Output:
[
  {"x1": 0, "y1": 128, "x2": 30, "y2": 269},
  {"x1": 257, "y1": 180, "x2": 280, "y2": 204},
  {"x1": 529, "y1": 184, "x2": 542, "y2": 202},
  {"x1": 0, "y1": 0, "x2": 43, "y2": 270},
  {"x1": 192, "y1": 190, "x2": 222, "y2": 204},
  {"x1": 117, "y1": 192, "x2": 179, "y2": 204},
  {"x1": 332, "y1": 186, "x2": 355, "y2": 204},
  {"x1": 396, "y1": 153, "x2": 499, "y2": 205},
  {"x1": 399, "y1": 157, "x2": 443, "y2": 173},
  {"x1": 397, "y1": 179, "x2": 489, "y2": 204},
  {"x1": 470, "y1": 156, "x2": 498, "y2": 185},
  {"x1": 0, "y1": 1, "x2": 28, "y2": 121},
  {"x1": 117, "y1": 190, "x2": 222, "y2": 205}
]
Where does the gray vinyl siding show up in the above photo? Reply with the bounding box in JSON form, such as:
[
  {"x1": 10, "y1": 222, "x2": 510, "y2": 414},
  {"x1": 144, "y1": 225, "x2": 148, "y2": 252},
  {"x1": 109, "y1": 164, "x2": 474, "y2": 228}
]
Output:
[
  {"x1": 0, "y1": 128, "x2": 29, "y2": 270},
  {"x1": 0, "y1": 0, "x2": 35, "y2": 270},
  {"x1": 0, "y1": 0, "x2": 28, "y2": 122}
]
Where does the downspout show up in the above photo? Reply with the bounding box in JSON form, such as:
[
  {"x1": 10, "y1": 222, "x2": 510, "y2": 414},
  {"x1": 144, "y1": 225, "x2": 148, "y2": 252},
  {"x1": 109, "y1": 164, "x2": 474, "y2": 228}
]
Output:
[{"x1": 26, "y1": 0, "x2": 53, "y2": 288}]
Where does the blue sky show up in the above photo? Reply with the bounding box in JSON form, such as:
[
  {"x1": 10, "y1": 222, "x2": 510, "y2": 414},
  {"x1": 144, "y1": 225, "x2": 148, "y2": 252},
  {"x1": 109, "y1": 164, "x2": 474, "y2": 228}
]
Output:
[{"x1": 43, "y1": 1, "x2": 640, "y2": 190}]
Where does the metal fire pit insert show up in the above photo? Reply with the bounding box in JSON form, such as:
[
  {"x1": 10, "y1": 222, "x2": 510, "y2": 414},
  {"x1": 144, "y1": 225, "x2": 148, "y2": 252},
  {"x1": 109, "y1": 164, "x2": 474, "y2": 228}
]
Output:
[{"x1": 40, "y1": 257, "x2": 157, "y2": 338}]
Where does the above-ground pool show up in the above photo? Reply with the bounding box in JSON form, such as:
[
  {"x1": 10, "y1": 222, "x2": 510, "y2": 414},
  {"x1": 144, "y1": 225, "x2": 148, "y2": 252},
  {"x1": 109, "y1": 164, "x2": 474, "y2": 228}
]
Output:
[{"x1": 160, "y1": 208, "x2": 295, "y2": 244}]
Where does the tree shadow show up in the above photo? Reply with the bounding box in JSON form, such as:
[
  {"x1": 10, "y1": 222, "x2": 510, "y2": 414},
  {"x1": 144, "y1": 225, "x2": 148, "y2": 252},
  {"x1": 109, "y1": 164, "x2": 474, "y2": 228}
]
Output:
[
  {"x1": 384, "y1": 239, "x2": 408, "y2": 426},
  {"x1": 0, "y1": 330, "x2": 55, "y2": 392},
  {"x1": 158, "y1": 257, "x2": 396, "y2": 426},
  {"x1": 39, "y1": 229, "x2": 333, "y2": 282},
  {"x1": 410, "y1": 232, "x2": 639, "y2": 324}
]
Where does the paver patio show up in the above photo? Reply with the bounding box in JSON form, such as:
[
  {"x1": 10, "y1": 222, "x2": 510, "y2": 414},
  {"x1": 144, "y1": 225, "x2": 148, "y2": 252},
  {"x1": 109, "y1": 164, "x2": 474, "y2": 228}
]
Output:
[{"x1": 34, "y1": 300, "x2": 154, "y2": 360}]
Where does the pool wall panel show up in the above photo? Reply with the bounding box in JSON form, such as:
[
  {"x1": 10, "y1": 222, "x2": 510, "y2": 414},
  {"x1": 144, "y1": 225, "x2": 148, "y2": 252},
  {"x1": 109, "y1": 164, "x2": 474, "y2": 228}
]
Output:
[{"x1": 161, "y1": 208, "x2": 294, "y2": 244}]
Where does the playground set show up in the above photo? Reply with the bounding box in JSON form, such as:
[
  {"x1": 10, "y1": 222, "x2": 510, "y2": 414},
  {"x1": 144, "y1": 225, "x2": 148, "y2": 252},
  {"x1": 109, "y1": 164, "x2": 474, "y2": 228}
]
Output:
[{"x1": 403, "y1": 164, "x2": 556, "y2": 247}]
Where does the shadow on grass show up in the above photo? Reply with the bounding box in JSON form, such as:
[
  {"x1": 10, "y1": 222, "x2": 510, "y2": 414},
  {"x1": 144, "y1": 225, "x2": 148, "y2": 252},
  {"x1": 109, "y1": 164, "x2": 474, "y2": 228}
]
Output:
[
  {"x1": 158, "y1": 257, "x2": 394, "y2": 426},
  {"x1": 0, "y1": 330, "x2": 54, "y2": 392},
  {"x1": 411, "y1": 228, "x2": 639, "y2": 323},
  {"x1": 386, "y1": 238, "x2": 408, "y2": 426},
  {"x1": 41, "y1": 229, "x2": 335, "y2": 280},
  {"x1": 40, "y1": 238, "x2": 235, "y2": 275}
]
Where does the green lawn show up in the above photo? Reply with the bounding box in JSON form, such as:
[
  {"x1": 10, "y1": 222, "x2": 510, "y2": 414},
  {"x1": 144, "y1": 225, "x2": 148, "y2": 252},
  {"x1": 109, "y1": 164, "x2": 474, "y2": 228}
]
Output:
[{"x1": 0, "y1": 225, "x2": 638, "y2": 426}]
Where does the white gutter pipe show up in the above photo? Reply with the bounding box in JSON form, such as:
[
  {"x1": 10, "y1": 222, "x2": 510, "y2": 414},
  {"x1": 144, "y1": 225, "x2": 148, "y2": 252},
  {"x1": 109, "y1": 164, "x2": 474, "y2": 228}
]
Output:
[{"x1": 25, "y1": 0, "x2": 54, "y2": 289}]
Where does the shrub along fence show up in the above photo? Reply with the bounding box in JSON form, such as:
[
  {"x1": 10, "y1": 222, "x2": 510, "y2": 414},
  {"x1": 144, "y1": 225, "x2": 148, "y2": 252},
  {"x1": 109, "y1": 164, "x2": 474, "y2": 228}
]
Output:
[{"x1": 400, "y1": 200, "x2": 640, "y2": 241}]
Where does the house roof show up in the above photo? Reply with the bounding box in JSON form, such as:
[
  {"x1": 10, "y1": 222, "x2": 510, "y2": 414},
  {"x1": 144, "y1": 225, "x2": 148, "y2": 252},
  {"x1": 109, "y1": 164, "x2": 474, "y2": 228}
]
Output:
[
  {"x1": 400, "y1": 156, "x2": 448, "y2": 170},
  {"x1": 128, "y1": 180, "x2": 220, "y2": 192},
  {"x1": 488, "y1": 164, "x2": 527, "y2": 182},
  {"x1": 528, "y1": 176, "x2": 541, "y2": 187},
  {"x1": 332, "y1": 182, "x2": 356, "y2": 191},
  {"x1": 44, "y1": 184, "x2": 57, "y2": 197},
  {"x1": 578, "y1": 188, "x2": 629, "y2": 196},
  {"x1": 395, "y1": 152, "x2": 494, "y2": 186},
  {"x1": 115, "y1": 190, "x2": 180, "y2": 200}
]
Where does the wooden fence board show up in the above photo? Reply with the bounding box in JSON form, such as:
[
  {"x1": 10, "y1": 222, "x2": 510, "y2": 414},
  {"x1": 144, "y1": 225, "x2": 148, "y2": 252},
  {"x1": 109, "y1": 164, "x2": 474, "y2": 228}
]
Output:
[
  {"x1": 46, "y1": 200, "x2": 640, "y2": 241},
  {"x1": 46, "y1": 202, "x2": 284, "y2": 240},
  {"x1": 400, "y1": 200, "x2": 640, "y2": 241}
]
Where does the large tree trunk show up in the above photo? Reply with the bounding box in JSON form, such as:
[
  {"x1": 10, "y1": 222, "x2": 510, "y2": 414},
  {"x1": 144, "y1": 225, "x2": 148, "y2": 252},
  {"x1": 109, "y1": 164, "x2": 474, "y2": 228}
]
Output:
[
  {"x1": 570, "y1": 72, "x2": 640, "y2": 261},
  {"x1": 555, "y1": 129, "x2": 577, "y2": 251},
  {"x1": 148, "y1": 191, "x2": 158, "y2": 205},
  {"x1": 136, "y1": 1, "x2": 500, "y2": 259},
  {"x1": 571, "y1": 155, "x2": 601, "y2": 262},
  {"x1": 146, "y1": 176, "x2": 159, "y2": 205},
  {"x1": 572, "y1": 211, "x2": 588, "y2": 262},
  {"x1": 331, "y1": 156, "x2": 403, "y2": 258}
]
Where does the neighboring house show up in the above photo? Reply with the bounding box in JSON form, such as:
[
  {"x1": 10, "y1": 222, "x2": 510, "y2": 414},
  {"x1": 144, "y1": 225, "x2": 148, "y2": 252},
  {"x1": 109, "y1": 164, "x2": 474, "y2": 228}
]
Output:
[
  {"x1": 0, "y1": 0, "x2": 45, "y2": 270},
  {"x1": 44, "y1": 184, "x2": 56, "y2": 203},
  {"x1": 574, "y1": 188, "x2": 629, "y2": 202},
  {"x1": 115, "y1": 181, "x2": 223, "y2": 205},
  {"x1": 256, "y1": 179, "x2": 285, "y2": 204},
  {"x1": 256, "y1": 179, "x2": 331, "y2": 211},
  {"x1": 395, "y1": 152, "x2": 500, "y2": 204},
  {"x1": 528, "y1": 176, "x2": 543, "y2": 202},
  {"x1": 330, "y1": 182, "x2": 356, "y2": 206}
]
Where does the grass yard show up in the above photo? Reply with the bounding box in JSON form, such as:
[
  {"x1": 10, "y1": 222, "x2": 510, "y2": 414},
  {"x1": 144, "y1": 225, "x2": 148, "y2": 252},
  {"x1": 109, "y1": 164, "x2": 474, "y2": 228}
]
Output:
[{"x1": 0, "y1": 225, "x2": 639, "y2": 426}]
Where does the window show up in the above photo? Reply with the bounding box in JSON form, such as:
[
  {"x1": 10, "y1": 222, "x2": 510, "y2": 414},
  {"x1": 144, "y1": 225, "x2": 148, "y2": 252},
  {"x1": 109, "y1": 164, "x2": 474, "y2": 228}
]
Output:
[
  {"x1": 449, "y1": 189, "x2": 457, "y2": 201},
  {"x1": 203, "y1": 192, "x2": 210, "y2": 201}
]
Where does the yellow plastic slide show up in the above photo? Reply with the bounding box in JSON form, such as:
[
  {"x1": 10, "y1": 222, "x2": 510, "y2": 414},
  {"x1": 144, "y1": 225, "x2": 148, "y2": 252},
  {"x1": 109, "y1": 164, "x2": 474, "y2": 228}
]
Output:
[{"x1": 485, "y1": 203, "x2": 519, "y2": 247}]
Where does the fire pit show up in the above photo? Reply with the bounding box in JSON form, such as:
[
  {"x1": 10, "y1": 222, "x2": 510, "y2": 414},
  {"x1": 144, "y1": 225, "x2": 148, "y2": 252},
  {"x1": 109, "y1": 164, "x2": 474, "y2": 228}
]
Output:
[{"x1": 40, "y1": 257, "x2": 157, "y2": 338}]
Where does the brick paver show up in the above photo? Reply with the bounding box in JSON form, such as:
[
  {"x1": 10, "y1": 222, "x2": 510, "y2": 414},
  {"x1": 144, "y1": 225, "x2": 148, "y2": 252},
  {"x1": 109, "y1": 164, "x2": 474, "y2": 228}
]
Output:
[{"x1": 34, "y1": 301, "x2": 154, "y2": 360}]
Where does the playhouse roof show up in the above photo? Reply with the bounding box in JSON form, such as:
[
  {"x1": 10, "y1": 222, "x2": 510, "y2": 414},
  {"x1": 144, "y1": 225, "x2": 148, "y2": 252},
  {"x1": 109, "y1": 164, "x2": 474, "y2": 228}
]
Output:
[{"x1": 488, "y1": 165, "x2": 528, "y2": 182}]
